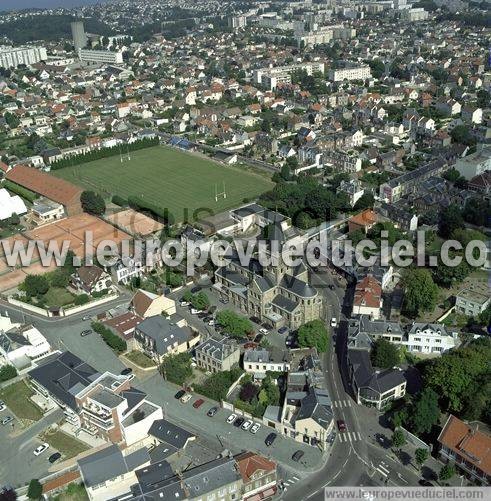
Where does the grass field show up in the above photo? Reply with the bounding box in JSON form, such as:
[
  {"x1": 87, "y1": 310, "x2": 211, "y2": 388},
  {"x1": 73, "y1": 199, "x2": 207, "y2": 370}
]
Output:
[
  {"x1": 0, "y1": 380, "x2": 43, "y2": 422},
  {"x1": 53, "y1": 146, "x2": 274, "y2": 223}
]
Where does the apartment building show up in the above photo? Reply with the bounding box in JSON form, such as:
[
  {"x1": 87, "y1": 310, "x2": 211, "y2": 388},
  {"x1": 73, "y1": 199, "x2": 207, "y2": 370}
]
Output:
[
  {"x1": 253, "y1": 62, "x2": 325, "y2": 90},
  {"x1": 328, "y1": 65, "x2": 372, "y2": 82},
  {"x1": 243, "y1": 347, "x2": 291, "y2": 379},
  {"x1": 0, "y1": 45, "x2": 47, "y2": 69},
  {"x1": 455, "y1": 144, "x2": 491, "y2": 180},
  {"x1": 79, "y1": 49, "x2": 124, "y2": 64},
  {"x1": 323, "y1": 150, "x2": 362, "y2": 173}
]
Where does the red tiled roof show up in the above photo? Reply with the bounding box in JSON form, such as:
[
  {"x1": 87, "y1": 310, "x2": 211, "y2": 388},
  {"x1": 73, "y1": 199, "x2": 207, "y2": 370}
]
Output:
[
  {"x1": 349, "y1": 209, "x2": 377, "y2": 229},
  {"x1": 236, "y1": 451, "x2": 276, "y2": 482},
  {"x1": 353, "y1": 275, "x2": 382, "y2": 308},
  {"x1": 438, "y1": 415, "x2": 491, "y2": 476}
]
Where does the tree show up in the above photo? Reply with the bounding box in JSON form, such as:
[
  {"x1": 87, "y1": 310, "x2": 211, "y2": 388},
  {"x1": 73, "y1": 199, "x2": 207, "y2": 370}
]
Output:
[
  {"x1": 80, "y1": 190, "x2": 106, "y2": 215},
  {"x1": 391, "y1": 429, "x2": 406, "y2": 449},
  {"x1": 297, "y1": 319, "x2": 329, "y2": 352},
  {"x1": 402, "y1": 268, "x2": 439, "y2": 318},
  {"x1": 27, "y1": 479, "x2": 42, "y2": 500},
  {"x1": 23, "y1": 274, "x2": 49, "y2": 297},
  {"x1": 415, "y1": 448, "x2": 429, "y2": 467},
  {"x1": 463, "y1": 197, "x2": 491, "y2": 228},
  {"x1": 49, "y1": 268, "x2": 71, "y2": 288},
  {"x1": 438, "y1": 204, "x2": 463, "y2": 238},
  {"x1": 280, "y1": 163, "x2": 291, "y2": 181},
  {"x1": 240, "y1": 382, "x2": 259, "y2": 402},
  {"x1": 160, "y1": 353, "x2": 192, "y2": 385},
  {"x1": 450, "y1": 125, "x2": 475, "y2": 146},
  {"x1": 439, "y1": 464, "x2": 455, "y2": 482},
  {"x1": 371, "y1": 338, "x2": 400, "y2": 369},
  {"x1": 0, "y1": 365, "x2": 17, "y2": 382},
  {"x1": 191, "y1": 291, "x2": 210, "y2": 311},
  {"x1": 353, "y1": 193, "x2": 375, "y2": 211},
  {"x1": 410, "y1": 388, "x2": 440, "y2": 436},
  {"x1": 216, "y1": 310, "x2": 253, "y2": 338}
]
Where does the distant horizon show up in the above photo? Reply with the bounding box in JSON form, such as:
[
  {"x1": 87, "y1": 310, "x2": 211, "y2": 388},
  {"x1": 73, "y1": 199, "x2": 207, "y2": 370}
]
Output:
[{"x1": 0, "y1": 0, "x2": 106, "y2": 12}]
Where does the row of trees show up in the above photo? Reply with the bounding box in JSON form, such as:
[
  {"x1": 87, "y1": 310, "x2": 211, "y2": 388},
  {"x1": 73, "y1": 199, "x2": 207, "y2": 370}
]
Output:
[
  {"x1": 91, "y1": 322, "x2": 127, "y2": 353},
  {"x1": 50, "y1": 138, "x2": 159, "y2": 170}
]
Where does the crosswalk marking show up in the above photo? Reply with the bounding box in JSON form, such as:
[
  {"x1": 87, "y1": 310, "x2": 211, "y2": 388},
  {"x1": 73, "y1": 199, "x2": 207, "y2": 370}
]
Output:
[
  {"x1": 339, "y1": 431, "x2": 362, "y2": 443},
  {"x1": 376, "y1": 462, "x2": 390, "y2": 477},
  {"x1": 333, "y1": 399, "x2": 353, "y2": 408}
]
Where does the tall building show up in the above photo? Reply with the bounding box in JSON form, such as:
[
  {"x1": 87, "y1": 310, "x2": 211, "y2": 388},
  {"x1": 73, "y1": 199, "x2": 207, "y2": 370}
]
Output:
[
  {"x1": 228, "y1": 15, "x2": 247, "y2": 29},
  {"x1": 0, "y1": 46, "x2": 47, "y2": 69},
  {"x1": 71, "y1": 20, "x2": 87, "y2": 51}
]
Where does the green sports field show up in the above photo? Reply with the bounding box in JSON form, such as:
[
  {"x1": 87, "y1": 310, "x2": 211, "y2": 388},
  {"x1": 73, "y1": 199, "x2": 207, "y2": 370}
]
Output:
[{"x1": 53, "y1": 146, "x2": 274, "y2": 222}]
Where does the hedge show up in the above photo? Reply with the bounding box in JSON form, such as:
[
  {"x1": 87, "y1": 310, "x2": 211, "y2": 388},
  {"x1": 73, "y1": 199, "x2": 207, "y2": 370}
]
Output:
[
  {"x1": 50, "y1": 137, "x2": 159, "y2": 170},
  {"x1": 3, "y1": 180, "x2": 39, "y2": 203},
  {"x1": 128, "y1": 196, "x2": 175, "y2": 225},
  {"x1": 91, "y1": 321, "x2": 127, "y2": 353},
  {"x1": 112, "y1": 195, "x2": 128, "y2": 207}
]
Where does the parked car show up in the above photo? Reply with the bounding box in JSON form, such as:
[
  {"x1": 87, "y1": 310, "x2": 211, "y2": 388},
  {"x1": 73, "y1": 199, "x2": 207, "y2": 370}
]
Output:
[
  {"x1": 1, "y1": 416, "x2": 13, "y2": 426},
  {"x1": 197, "y1": 312, "x2": 207, "y2": 319},
  {"x1": 292, "y1": 450, "x2": 304, "y2": 462},
  {"x1": 208, "y1": 319, "x2": 215, "y2": 326},
  {"x1": 278, "y1": 326, "x2": 288, "y2": 335},
  {"x1": 180, "y1": 301, "x2": 189, "y2": 307},
  {"x1": 207, "y1": 406, "x2": 219, "y2": 417},
  {"x1": 418, "y1": 479, "x2": 434, "y2": 487},
  {"x1": 259, "y1": 328, "x2": 269, "y2": 335},
  {"x1": 174, "y1": 390, "x2": 186, "y2": 400},
  {"x1": 190, "y1": 308, "x2": 200, "y2": 315},
  {"x1": 193, "y1": 399, "x2": 204, "y2": 409},
  {"x1": 80, "y1": 329, "x2": 92, "y2": 337},
  {"x1": 180, "y1": 393, "x2": 192, "y2": 403},
  {"x1": 254, "y1": 334, "x2": 264, "y2": 343},
  {"x1": 120, "y1": 367, "x2": 133, "y2": 375},
  {"x1": 250, "y1": 423, "x2": 261, "y2": 434},
  {"x1": 48, "y1": 452, "x2": 62, "y2": 464},
  {"x1": 337, "y1": 420, "x2": 347, "y2": 432},
  {"x1": 226, "y1": 414, "x2": 237, "y2": 424},
  {"x1": 233, "y1": 417, "x2": 245, "y2": 427},
  {"x1": 191, "y1": 286, "x2": 202, "y2": 294},
  {"x1": 33, "y1": 443, "x2": 50, "y2": 456},
  {"x1": 82, "y1": 316, "x2": 91, "y2": 321},
  {"x1": 241, "y1": 420, "x2": 253, "y2": 431},
  {"x1": 265, "y1": 432, "x2": 277, "y2": 446},
  {"x1": 330, "y1": 318, "x2": 337, "y2": 328}
]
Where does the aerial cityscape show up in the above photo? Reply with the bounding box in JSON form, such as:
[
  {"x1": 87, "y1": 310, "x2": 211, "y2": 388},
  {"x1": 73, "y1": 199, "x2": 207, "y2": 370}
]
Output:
[{"x1": 0, "y1": 0, "x2": 489, "y2": 500}]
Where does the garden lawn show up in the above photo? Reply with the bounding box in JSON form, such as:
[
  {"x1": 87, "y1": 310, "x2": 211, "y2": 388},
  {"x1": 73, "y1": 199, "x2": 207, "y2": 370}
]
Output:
[
  {"x1": 40, "y1": 430, "x2": 89, "y2": 459},
  {"x1": 53, "y1": 146, "x2": 274, "y2": 223},
  {"x1": 0, "y1": 380, "x2": 43, "y2": 421},
  {"x1": 125, "y1": 350, "x2": 156, "y2": 368},
  {"x1": 42, "y1": 287, "x2": 75, "y2": 307}
]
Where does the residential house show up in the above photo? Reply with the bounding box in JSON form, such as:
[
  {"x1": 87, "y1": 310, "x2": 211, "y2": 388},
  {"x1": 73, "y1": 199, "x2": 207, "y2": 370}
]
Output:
[
  {"x1": 243, "y1": 347, "x2": 291, "y2": 380},
  {"x1": 134, "y1": 315, "x2": 200, "y2": 363},
  {"x1": 78, "y1": 445, "x2": 151, "y2": 501},
  {"x1": 347, "y1": 346, "x2": 406, "y2": 410},
  {"x1": 352, "y1": 275, "x2": 383, "y2": 319},
  {"x1": 71, "y1": 265, "x2": 112, "y2": 295},
  {"x1": 194, "y1": 337, "x2": 240, "y2": 373},
  {"x1": 438, "y1": 415, "x2": 490, "y2": 486},
  {"x1": 348, "y1": 209, "x2": 377, "y2": 234},
  {"x1": 236, "y1": 452, "x2": 277, "y2": 501},
  {"x1": 338, "y1": 179, "x2": 364, "y2": 207},
  {"x1": 455, "y1": 284, "x2": 491, "y2": 317},
  {"x1": 455, "y1": 144, "x2": 490, "y2": 180},
  {"x1": 130, "y1": 289, "x2": 176, "y2": 318}
]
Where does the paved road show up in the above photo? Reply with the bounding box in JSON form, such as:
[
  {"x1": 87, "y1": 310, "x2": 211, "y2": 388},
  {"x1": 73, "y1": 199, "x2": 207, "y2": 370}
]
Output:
[{"x1": 0, "y1": 409, "x2": 63, "y2": 487}]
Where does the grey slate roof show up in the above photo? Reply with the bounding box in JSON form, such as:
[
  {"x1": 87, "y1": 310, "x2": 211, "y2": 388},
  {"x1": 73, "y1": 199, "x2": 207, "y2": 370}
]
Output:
[
  {"x1": 272, "y1": 294, "x2": 299, "y2": 313},
  {"x1": 148, "y1": 418, "x2": 195, "y2": 449},
  {"x1": 182, "y1": 457, "x2": 241, "y2": 498},
  {"x1": 78, "y1": 445, "x2": 149, "y2": 488},
  {"x1": 29, "y1": 351, "x2": 100, "y2": 411},
  {"x1": 136, "y1": 316, "x2": 193, "y2": 355},
  {"x1": 280, "y1": 275, "x2": 317, "y2": 298}
]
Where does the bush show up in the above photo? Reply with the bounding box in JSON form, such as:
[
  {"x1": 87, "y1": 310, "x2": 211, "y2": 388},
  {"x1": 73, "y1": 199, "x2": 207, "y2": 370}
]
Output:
[
  {"x1": 27, "y1": 479, "x2": 42, "y2": 500},
  {"x1": 74, "y1": 294, "x2": 89, "y2": 305},
  {"x1": 92, "y1": 322, "x2": 126, "y2": 353},
  {"x1": 0, "y1": 365, "x2": 17, "y2": 382},
  {"x1": 194, "y1": 368, "x2": 243, "y2": 401},
  {"x1": 81, "y1": 190, "x2": 106, "y2": 215},
  {"x1": 23, "y1": 275, "x2": 49, "y2": 297},
  {"x1": 92, "y1": 289, "x2": 109, "y2": 298},
  {"x1": 112, "y1": 195, "x2": 128, "y2": 207}
]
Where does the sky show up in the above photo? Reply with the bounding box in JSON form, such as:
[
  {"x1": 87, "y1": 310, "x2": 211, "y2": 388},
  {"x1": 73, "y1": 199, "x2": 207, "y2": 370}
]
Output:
[{"x1": 0, "y1": 0, "x2": 105, "y2": 11}]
